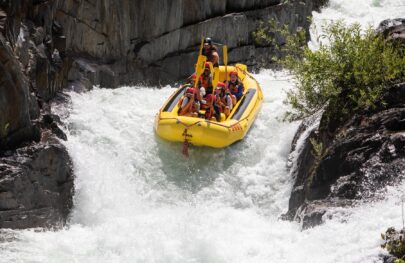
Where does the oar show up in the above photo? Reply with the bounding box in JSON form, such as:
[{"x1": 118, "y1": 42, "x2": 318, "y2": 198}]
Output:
[
  {"x1": 223, "y1": 45, "x2": 228, "y2": 82},
  {"x1": 194, "y1": 37, "x2": 207, "y2": 89},
  {"x1": 212, "y1": 66, "x2": 219, "y2": 91},
  {"x1": 199, "y1": 36, "x2": 204, "y2": 55}
]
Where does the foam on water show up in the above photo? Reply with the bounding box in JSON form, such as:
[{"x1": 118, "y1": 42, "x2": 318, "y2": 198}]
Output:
[
  {"x1": 0, "y1": 71, "x2": 302, "y2": 263},
  {"x1": 1, "y1": 70, "x2": 403, "y2": 263},
  {"x1": 1, "y1": 0, "x2": 405, "y2": 262},
  {"x1": 309, "y1": 0, "x2": 405, "y2": 49}
]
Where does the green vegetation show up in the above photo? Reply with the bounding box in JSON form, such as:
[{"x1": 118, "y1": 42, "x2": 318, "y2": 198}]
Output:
[
  {"x1": 252, "y1": 20, "x2": 279, "y2": 47},
  {"x1": 309, "y1": 137, "x2": 323, "y2": 160},
  {"x1": 382, "y1": 227, "x2": 405, "y2": 261},
  {"x1": 1, "y1": 122, "x2": 9, "y2": 139},
  {"x1": 306, "y1": 137, "x2": 326, "y2": 186},
  {"x1": 253, "y1": 19, "x2": 405, "y2": 123}
]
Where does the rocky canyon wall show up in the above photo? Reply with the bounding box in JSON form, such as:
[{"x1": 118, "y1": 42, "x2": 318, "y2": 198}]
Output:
[{"x1": 55, "y1": 0, "x2": 326, "y2": 86}]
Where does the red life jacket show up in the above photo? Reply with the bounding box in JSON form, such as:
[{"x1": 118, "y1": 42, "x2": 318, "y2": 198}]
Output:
[{"x1": 204, "y1": 94, "x2": 215, "y2": 119}]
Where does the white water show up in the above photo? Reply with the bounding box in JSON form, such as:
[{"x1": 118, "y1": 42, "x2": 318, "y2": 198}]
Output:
[
  {"x1": 1, "y1": 1, "x2": 405, "y2": 262},
  {"x1": 309, "y1": 0, "x2": 405, "y2": 49}
]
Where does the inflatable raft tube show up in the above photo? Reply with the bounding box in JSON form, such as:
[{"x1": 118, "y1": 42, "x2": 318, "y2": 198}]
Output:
[{"x1": 154, "y1": 64, "x2": 264, "y2": 148}]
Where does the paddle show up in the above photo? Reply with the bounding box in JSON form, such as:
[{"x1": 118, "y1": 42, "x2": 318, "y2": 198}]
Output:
[
  {"x1": 212, "y1": 64, "x2": 219, "y2": 91},
  {"x1": 223, "y1": 45, "x2": 228, "y2": 82},
  {"x1": 194, "y1": 37, "x2": 207, "y2": 89}
]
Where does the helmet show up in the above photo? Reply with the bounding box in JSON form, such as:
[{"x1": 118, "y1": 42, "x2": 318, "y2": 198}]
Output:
[
  {"x1": 217, "y1": 82, "x2": 226, "y2": 88},
  {"x1": 185, "y1": 88, "x2": 195, "y2": 95},
  {"x1": 204, "y1": 62, "x2": 211, "y2": 68},
  {"x1": 204, "y1": 37, "x2": 212, "y2": 45},
  {"x1": 229, "y1": 70, "x2": 238, "y2": 76}
]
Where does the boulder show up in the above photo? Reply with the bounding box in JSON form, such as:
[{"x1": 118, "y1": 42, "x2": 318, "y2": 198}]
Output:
[
  {"x1": 285, "y1": 82, "x2": 405, "y2": 228},
  {"x1": 0, "y1": 142, "x2": 73, "y2": 229},
  {"x1": 0, "y1": 34, "x2": 33, "y2": 149},
  {"x1": 377, "y1": 18, "x2": 405, "y2": 44}
]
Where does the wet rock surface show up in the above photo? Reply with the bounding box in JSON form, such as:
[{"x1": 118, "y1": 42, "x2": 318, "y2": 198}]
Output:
[
  {"x1": 0, "y1": 142, "x2": 73, "y2": 229},
  {"x1": 0, "y1": 1, "x2": 73, "y2": 229},
  {"x1": 43, "y1": 0, "x2": 326, "y2": 86},
  {"x1": 285, "y1": 82, "x2": 405, "y2": 229},
  {"x1": 377, "y1": 18, "x2": 405, "y2": 44}
]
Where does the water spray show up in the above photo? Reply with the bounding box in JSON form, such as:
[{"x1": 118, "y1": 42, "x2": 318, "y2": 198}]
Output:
[{"x1": 401, "y1": 195, "x2": 405, "y2": 229}]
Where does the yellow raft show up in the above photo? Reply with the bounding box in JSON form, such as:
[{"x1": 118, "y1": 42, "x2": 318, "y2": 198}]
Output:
[{"x1": 154, "y1": 64, "x2": 263, "y2": 148}]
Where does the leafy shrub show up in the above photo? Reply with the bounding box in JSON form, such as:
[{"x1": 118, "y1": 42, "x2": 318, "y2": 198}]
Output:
[
  {"x1": 382, "y1": 227, "x2": 405, "y2": 260},
  {"x1": 254, "y1": 20, "x2": 405, "y2": 122}
]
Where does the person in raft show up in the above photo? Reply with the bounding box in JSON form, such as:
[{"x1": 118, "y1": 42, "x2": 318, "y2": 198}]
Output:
[
  {"x1": 214, "y1": 82, "x2": 233, "y2": 118},
  {"x1": 203, "y1": 93, "x2": 217, "y2": 121},
  {"x1": 201, "y1": 62, "x2": 213, "y2": 94},
  {"x1": 202, "y1": 37, "x2": 219, "y2": 67},
  {"x1": 178, "y1": 75, "x2": 202, "y2": 117},
  {"x1": 187, "y1": 73, "x2": 206, "y2": 101},
  {"x1": 226, "y1": 70, "x2": 244, "y2": 102}
]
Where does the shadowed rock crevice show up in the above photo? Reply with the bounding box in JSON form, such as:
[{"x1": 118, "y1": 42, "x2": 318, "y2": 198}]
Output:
[{"x1": 0, "y1": 0, "x2": 73, "y2": 229}]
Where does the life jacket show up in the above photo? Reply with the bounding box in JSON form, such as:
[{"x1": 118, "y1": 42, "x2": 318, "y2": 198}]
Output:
[
  {"x1": 214, "y1": 82, "x2": 227, "y2": 111},
  {"x1": 221, "y1": 94, "x2": 231, "y2": 106},
  {"x1": 178, "y1": 86, "x2": 197, "y2": 110},
  {"x1": 204, "y1": 94, "x2": 215, "y2": 119},
  {"x1": 228, "y1": 80, "x2": 242, "y2": 94}
]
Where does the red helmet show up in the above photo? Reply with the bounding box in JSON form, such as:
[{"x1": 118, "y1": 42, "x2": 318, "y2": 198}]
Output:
[
  {"x1": 185, "y1": 87, "x2": 195, "y2": 95},
  {"x1": 229, "y1": 70, "x2": 238, "y2": 76},
  {"x1": 217, "y1": 82, "x2": 226, "y2": 88},
  {"x1": 204, "y1": 62, "x2": 211, "y2": 68}
]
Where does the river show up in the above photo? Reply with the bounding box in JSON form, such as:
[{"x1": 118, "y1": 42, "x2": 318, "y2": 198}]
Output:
[{"x1": 1, "y1": 0, "x2": 404, "y2": 262}]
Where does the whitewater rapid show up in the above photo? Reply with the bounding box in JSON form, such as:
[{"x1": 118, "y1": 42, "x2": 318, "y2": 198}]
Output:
[
  {"x1": 1, "y1": 71, "x2": 402, "y2": 263},
  {"x1": 1, "y1": 0, "x2": 405, "y2": 262}
]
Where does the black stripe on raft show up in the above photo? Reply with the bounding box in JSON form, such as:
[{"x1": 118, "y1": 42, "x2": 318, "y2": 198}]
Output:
[
  {"x1": 163, "y1": 86, "x2": 187, "y2": 112},
  {"x1": 231, "y1": 89, "x2": 256, "y2": 120}
]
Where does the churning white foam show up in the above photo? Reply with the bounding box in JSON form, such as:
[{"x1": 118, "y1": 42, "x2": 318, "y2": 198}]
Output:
[
  {"x1": 1, "y1": 70, "x2": 403, "y2": 263},
  {"x1": 309, "y1": 0, "x2": 405, "y2": 49}
]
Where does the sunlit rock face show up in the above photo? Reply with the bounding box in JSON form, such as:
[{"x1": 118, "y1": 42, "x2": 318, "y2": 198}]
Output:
[{"x1": 53, "y1": 0, "x2": 326, "y2": 85}]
